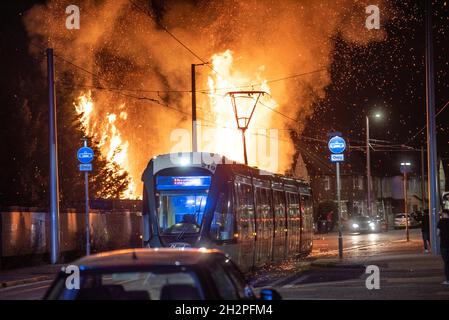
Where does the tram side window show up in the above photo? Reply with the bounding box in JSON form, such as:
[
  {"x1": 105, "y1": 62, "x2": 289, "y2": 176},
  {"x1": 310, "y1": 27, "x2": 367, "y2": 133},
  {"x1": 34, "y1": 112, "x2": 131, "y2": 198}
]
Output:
[
  {"x1": 210, "y1": 193, "x2": 234, "y2": 241},
  {"x1": 300, "y1": 194, "x2": 312, "y2": 217},
  {"x1": 300, "y1": 194, "x2": 313, "y2": 233},
  {"x1": 273, "y1": 190, "x2": 286, "y2": 233},
  {"x1": 234, "y1": 182, "x2": 255, "y2": 239},
  {"x1": 255, "y1": 187, "x2": 273, "y2": 232},
  {"x1": 290, "y1": 193, "x2": 300, "y2": 217}
]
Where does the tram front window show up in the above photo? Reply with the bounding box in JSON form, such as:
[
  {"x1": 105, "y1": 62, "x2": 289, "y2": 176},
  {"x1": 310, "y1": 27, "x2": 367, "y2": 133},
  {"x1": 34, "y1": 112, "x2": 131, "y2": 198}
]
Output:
[
  {"x1": 155, "y1": 175, "x2": 211, "y2": 235},
  {"x1": 157, "y1": 193, "x2": 207, "y2": 234}
]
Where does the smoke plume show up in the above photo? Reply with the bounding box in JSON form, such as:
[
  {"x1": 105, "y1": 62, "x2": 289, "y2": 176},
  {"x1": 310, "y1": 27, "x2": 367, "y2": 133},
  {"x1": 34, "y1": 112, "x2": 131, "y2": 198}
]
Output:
[{"x1": 24, "y1": 0, "x2": 388, "y2": 197}]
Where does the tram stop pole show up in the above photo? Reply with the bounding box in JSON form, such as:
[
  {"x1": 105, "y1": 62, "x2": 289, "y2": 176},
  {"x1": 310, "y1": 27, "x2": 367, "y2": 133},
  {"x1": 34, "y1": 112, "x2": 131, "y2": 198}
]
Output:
[
  {"x1": 337, "y1": 162, "x2": 343, "y2": 259},
  {"x1": 328, "y1": 134, "x2": 345, "y2": 259},
  {"x1": 83, "y1": 139, "x2": 91, "y2": 256}
]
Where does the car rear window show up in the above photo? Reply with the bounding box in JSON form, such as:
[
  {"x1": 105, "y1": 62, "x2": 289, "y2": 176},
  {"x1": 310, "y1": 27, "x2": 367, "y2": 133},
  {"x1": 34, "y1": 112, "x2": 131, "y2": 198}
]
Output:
[
  {"x1": 353, "y1": 216, "x2": 370, "y2": 221},
  {"x1": 51, "y1": 269, "x2": 203, "y2": 300}
]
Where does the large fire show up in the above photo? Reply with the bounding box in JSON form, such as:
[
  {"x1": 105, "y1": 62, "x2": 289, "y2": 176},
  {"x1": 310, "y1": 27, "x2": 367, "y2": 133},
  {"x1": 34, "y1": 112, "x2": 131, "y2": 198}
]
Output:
[
  {"x1": 73, "y1": 50, "x2": 285, "y2": 199},
  {"x1": 25, "y1": 0, "x2": 389, "y2": 200},
  {"x1": 74, "y1": 91, "x2": 137, "y2": 199},
  {"x1": 203, "y1": 50, "x2": 282, "y2": 170}
]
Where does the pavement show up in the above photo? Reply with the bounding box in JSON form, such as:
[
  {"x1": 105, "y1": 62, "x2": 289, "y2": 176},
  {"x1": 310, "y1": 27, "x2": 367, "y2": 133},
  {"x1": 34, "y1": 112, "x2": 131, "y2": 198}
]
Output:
[
  {"x1": 0, "y1": 264, "x2": 61, "y2": 288},
  {"x1": 0, "y1": 228, "x2": 448, "y2": 299}
]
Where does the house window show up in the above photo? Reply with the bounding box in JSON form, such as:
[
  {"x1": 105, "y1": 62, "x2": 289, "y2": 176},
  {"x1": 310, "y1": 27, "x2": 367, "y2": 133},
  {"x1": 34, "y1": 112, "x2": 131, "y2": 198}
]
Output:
[
  {"x1": 324, "y1": 176, "x2": 330, "y2": 191},
  {"x1": 353, "y1": 176, "x2": 364, "y2": 190}
]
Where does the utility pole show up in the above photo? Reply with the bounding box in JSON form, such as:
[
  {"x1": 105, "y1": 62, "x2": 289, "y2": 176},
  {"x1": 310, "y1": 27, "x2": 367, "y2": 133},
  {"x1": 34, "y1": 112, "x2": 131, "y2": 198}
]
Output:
[
  {"x1": 425, "y1": 0, "x2": 440, "y2": 254},
  {"x1": 401, "y1": 162, "x2": 411, "y2": 242},
  {"x1": 380, "y1": 177, "x2": 387, "y2": 229},
  {"x1": 421, "y1": 146, "x2": 426, "y2": 211},
  {"x1": 366, "y1": 115, "x2": 372, "y2": 217},
  {"x1": 191, "y1": 63, "x2": 208, "y2": 153},
  {"x1": 403, "y1": 170, "x2": 410, "y2": 242},
  {"x1": 191, "y1": 64, "x2": 197, "y2": 153},
  {"x1": 47, "y1": 48, "x2": 60, "y2": 264}
]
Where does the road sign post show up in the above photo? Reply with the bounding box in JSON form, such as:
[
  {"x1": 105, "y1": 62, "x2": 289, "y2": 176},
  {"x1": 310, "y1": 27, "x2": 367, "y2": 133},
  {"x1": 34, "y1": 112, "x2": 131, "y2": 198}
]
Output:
[
  {"x1": 329, "y1": 136, "x2": 346, "y2": 259},
  {"x1": 336, "y1": 162, "x2": 343, "y2": 258},
  {"x1": 77, "y1": 141, "x2": 94, "y2": 256}
]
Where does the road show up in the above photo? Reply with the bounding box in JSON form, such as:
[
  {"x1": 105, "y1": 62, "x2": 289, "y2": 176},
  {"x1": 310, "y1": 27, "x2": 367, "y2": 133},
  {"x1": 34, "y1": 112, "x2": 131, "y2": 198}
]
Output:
[
  {"x1": 1, "y1": 228, "x2": 447, "y2": 300},
  {"x1": 311, "y1": 227, "x2": 419, "y2": 255}
]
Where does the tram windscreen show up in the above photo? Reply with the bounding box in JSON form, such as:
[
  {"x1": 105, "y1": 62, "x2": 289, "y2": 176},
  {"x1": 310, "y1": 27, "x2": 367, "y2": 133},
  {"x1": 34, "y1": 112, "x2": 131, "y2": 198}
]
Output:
[{"x1": 156, "y1": 176, "x2": 210, "y2": 234}]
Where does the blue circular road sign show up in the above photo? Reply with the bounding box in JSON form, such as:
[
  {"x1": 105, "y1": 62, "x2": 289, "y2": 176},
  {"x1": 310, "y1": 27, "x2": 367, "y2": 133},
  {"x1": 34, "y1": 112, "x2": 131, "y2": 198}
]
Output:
[
  {"x1": 77, "y1": 147, "x2": 94, "y2": 164},
  {"x1": 328, "y1": 136, "x2": 346, "y2": 154}
]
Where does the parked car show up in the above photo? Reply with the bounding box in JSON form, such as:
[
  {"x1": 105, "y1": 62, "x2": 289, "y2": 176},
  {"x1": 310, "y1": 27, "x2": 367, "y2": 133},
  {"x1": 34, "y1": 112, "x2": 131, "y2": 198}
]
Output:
[
  {"x1": 43, "y1": 248, "x2": 281, "y2": 300},
  {"x1": 345, "y1": 215, "x2": 381, "y2": 234},
  {"x1": 394, "y1": 213, "x2": 419, "y2": 229}
]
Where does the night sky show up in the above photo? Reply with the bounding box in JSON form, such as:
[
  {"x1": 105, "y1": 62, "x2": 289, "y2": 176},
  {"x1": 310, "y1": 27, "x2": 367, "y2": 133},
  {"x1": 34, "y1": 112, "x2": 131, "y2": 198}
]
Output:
[
  {"x1": 1, "y1": 1, "x2": 449, "y2": 204},
  {"x1": 303, "y1": 0, "x2": 449, "y2": 180}
]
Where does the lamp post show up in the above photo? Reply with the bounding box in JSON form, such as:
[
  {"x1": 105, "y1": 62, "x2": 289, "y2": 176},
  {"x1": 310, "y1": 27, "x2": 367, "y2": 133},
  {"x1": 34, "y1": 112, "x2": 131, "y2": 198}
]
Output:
[
  {"x1": 227, "y1": 91, "x2": 266, "y2": 165},
  {"x1": 366, "y1": 112, "x2": 381, "y2": 217},
  {"x1": 400, "y1": 161, "x2": 412, "y2": 242}
]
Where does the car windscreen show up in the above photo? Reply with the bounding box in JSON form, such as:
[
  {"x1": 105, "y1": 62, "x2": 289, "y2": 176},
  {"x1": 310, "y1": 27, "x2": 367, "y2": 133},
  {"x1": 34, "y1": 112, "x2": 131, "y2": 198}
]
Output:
[{"x1": 47, "y1": 267, "x2": 204, "y2": 300}]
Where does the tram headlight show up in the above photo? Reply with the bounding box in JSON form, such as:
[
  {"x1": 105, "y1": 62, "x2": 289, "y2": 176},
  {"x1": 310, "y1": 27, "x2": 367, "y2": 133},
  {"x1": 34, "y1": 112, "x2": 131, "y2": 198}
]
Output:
[
  {"x1": 180, "y1": 157, "x2": 190, "y2": 166},
  {"x1": 352, "y1": 223, "x2": 359, "y2": 229}
]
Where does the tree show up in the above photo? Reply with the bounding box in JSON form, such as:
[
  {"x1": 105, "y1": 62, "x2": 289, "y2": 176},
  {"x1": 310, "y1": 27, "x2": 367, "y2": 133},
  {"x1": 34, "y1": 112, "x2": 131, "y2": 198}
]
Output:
[
  {"x1": 0, "y1": 63, "x2": 130, "y2": 208},
  {"x1": 55, "y1": 80, "x2": 130, "y2": 206}
]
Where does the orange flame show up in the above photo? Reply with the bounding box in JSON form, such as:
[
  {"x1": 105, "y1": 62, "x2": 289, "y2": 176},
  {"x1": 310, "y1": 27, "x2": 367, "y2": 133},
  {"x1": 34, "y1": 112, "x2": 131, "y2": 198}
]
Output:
[
  {"x1": 74, "y1": 91, "x2": 137, "y2": 199},
  {"x1": 204, "y1": 50, "x2": 281, "y2": 170}
]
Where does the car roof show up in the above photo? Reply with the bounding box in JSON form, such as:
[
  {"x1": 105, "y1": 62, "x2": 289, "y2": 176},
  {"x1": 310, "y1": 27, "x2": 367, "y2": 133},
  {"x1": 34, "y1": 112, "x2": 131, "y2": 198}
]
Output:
[{"x1": 72, "y1": 248, "x2": 226, "y2": 270}]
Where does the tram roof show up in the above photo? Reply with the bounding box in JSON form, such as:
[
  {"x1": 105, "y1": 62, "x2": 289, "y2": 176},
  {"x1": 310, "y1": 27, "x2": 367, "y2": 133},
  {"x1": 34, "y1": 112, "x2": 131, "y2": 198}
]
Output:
[{"x1": 143, "y1": 152, "x2": 309, "y2": 187}]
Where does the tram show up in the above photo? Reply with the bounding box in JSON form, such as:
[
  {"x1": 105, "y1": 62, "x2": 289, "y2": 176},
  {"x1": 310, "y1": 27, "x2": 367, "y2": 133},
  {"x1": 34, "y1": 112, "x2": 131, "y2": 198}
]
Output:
[
  {"x1": 443, "y1": 191, "x2": 449, "y2": 210},
  {"x1": 141, "y1": 152, "x2": 313, "y2": 271}
]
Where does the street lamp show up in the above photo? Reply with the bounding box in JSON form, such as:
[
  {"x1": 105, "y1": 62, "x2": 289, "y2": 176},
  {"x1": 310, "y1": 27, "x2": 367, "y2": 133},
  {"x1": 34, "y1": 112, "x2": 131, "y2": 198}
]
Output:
[
  {"x1": 400, "y1": 161, "x2": 412, "y2": 242},
  {"x1": 227, "y1": 91, "x2": 267, "y2": 165},
  {"x1": 366, "y1": 112, "x2": 382, "y2": 217}
]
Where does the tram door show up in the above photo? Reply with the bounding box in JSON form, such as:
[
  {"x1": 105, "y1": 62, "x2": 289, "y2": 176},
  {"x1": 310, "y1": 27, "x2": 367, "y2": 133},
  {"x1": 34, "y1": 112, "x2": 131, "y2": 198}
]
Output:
[
  {"x1": 300, "y1": 193, "x2": 313, "y2": 253},
  {"x1": 272, "y1": 189, "x2": 287, "y2": 261},
  {"x1": 286, "y1": 192, "x2": 301, "y2": 255},
  {"x1": 254, "y1": 185, "x2": 274, "y2": 266},
  {"x1": 234, "y1": 179, "x2": 256, "y2": 271}
]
